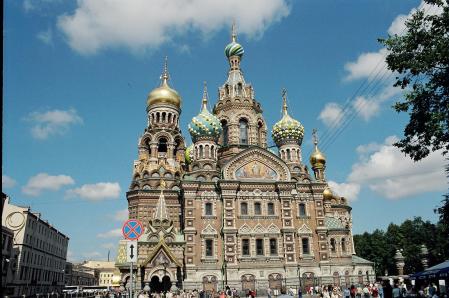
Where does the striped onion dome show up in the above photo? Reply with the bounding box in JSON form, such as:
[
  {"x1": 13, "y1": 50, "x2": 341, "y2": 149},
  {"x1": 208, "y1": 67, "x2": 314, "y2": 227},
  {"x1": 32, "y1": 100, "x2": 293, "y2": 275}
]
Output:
[
  {"x1": 188, "y1": 84, "x2": 222, "y2": 143},
  {"x1": 225, "y1": 41, "x2": 244, "y2": 58}
]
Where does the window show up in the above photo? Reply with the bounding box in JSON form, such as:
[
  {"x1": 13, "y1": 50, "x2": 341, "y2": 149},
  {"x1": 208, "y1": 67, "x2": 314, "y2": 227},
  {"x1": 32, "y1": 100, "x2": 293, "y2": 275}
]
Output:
[
  {"x1": 341, "y1": 238, "x2": 346, "y2": 253},
  {"x1": 158, "y1": 137, "x2": 168, "y2": 153},
  {"x1": 242, "y1": 239, "x2": 250, "y2": 256},
  {"x1": 269, "y1": 239, "x2": 277, "y2": 255},
  {"x1": 287, "y1": 149, "x2": 291, "y2": 161},
  {"x1": 239, "y1": 119, "x2": 249, "y2": 145},
  {"x1": 221, "y1": 120, "x2": 229, "y2": 146},
  {"x1": 205, "y1": 203, "x2": 213, "y2": 216},
  {"x1": 254, "y1": 202, "x2": 262, "y2": 215},
  {"x1": 205, "y1": 240, "x2": 213, "y2": 257},
  {"x1": 257, "y1": 121, "x2": 264, "y2": 146},
  {"x1": 330, "y1": 238, "x2": 336, "y2": 252},
  {"x1": 302, "y1": 238, "x2": 310, "y2": 255},
  {"x1": 267, "y1": 203, "x2": 275, "y2": 215},
  {"x1": 299, "y1": 203, "x2": 306, "y2": 217},
  {"x1": 256, "y1": 239, "x2": 264, "y2": 255},
  {"x1": 241, "y1": 202, "x2": 248, "y2": 215}
]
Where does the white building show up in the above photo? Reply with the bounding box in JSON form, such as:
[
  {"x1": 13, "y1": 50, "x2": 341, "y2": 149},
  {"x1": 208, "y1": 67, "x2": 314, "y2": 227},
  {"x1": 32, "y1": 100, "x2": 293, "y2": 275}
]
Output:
[{"x1": 2, "y1": 195, "x2": 70, "y2": 296}]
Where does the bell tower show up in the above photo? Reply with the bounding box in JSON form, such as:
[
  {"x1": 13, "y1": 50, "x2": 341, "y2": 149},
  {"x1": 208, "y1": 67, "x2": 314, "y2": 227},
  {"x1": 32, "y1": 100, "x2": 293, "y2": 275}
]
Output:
[{"x1": 214, "y1": 24, "x2": 268, "y2": 164}]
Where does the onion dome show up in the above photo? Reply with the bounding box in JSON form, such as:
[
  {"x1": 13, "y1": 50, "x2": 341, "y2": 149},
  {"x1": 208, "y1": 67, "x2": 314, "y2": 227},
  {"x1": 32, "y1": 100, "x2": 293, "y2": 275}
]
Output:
[
  {"x1": 185, "y1": 144, "x2": 194, "y2": 164},
  {"x1": 272, "y1": 89, "x2": 305, "y2": 146},
  {"x1": 188, "y1": 83, "x2": 222, "y2": 143},
  {"x1": 224, "y1": 23, "x2": 244, "y2": 59},
  {"x1": 310, "y1": 131, "x2": 326, "y2": 169},
  {"x1": 322, "y1": 187, "x2": 333, "y2": 201},
  {"x1": 147, "y1": 57, "x2": 181, "y2": 109}
]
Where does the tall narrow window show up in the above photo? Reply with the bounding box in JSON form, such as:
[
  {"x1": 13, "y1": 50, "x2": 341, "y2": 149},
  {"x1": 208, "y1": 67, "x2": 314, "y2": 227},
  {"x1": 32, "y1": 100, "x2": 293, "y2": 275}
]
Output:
[
  {"x1": 267, "y1": 203, "x2": 275, "y2": 215},
  {"x1": 241, "y1": 202, "x2": 248, "y2": 215},
  {"x1": 205, "y1": 239, "x2": 213, "y2": 257},
  {"x1": 242, "y1": 239, "x2": 250, "y2": 256},
  {"x1": 302, "y1": 238, "x2": 310, "y2": 255},
  {"x1": 205, "y1": 203, "x2": 213, "y2": 216},
  {"x1": 221, "y1": 120, "x2": 229, "y2": 146},
  {"x1": 330, "y1": 238, "x2": 336, "y2": 252},
  {"x1": 256, "y1": 239, "x2": 264, "y2": 255},
  {"x1": 341, "y1": 238, "x2": 346, "y2": 253},
  {"x1": 257, "y1": 121, "x2": 264, "y2": 146},
  {"x1": 299, "y1": 203, "x2": 306, "y2": 217},
  {"x1": 199, "y1": 145, "x2": 204, "y2": 158},
  {"x1": 269, "y1": 239, "x2": 277, "y2": 255},
  {"x1": 287, "y1": 149, "x2": 291, "y2": 161},
  {"x1": 239, "y1": 119, "x2": 249, "y2": 145},
  {"x1": 254, "y1": 202, "x2": 262, "y2": 215},
  {"x1": 158, "y1": 137, "x2": 168, "y2": 154}
]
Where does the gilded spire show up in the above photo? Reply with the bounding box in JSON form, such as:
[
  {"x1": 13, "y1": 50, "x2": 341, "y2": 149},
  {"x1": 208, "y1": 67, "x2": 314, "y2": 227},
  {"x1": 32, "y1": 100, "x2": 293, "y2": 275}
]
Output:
[
  {"x1": 282, "y1": 88, "x2": 288, "y2": 116},
  {"x1": 312, "y1": 128, "x2": 318, "y2": 147},
  {"x1": 201, "y1": 81, "x2": 208, "y2": 110},
  {"x1": 161, "y1": 56, "x2": 169, "y2": 86},
  {"x1": 154, "y1": 180, "x2": 168, "y2": 221}
]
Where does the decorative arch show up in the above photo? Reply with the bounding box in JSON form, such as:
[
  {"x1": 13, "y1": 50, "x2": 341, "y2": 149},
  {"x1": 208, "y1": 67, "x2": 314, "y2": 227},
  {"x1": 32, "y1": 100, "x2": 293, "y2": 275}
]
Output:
[
  {"x1": 267, "y1": 224, "x2": 280, "y2": 234},
  {"x1": 238, "y1": 224, "x2": 252, "y2": 235},
  {"x1": 253, "y1": 224, "x2": 266, "y2": 234}
]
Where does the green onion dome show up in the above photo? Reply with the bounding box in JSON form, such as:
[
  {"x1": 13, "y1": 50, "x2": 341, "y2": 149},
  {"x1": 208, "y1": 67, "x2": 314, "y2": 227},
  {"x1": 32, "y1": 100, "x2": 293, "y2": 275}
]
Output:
[
  {"x1": 188, "y1": 85, "x2": 222, "y2": 143},
  {"x1": 185, "y1": 144, "x2": 194, "y2": 164},
  {"x1": 225, "y1": 41, "x2": 244, "y2": 58}
]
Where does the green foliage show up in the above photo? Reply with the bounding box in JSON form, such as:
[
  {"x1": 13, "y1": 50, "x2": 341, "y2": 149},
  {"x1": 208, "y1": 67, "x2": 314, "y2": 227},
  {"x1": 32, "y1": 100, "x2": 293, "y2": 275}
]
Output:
[
  {"x1": 379, "y1": 0, "x2": 449, "y2": 161},
  {"x1": 354, "y1": 217, "x2": 449, "y2": 276}
]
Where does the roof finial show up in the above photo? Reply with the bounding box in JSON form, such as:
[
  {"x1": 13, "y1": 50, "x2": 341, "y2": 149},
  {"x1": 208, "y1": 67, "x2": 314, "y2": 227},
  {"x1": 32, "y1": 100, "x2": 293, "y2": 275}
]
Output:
[
  {"x1": 231, "y1": 20, "x2": 237, "y2": 42},
  {"x1": 282, "y1": 88, "x2": 288, "y2": 116},
  {"x1": 202, "y1": 81, "x2": 208, "y2": 110},
  {"x1": 161, "y1": 56, "x2": 169, "y2": 85},
  {"x1": 312, "y1": 128, "x2": 318, "y2": 147}
]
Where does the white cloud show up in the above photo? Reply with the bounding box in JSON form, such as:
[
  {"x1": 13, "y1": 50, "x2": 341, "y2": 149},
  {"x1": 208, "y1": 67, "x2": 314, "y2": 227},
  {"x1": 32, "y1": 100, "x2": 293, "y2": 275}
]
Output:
[
  {"x1": 352, "y1": 96, "x2": 381, "y2": 121},
  {"x1": 318, "y1": 102, "x2": 344, "y2": 127},
  {"x1": 348, "y1": 136, "x2": 447, "y2": 199},
  {"x1": 113, "y1": 208, "x2": 129, "y2": 222},
  {"x1": 57, "y1": 0, "x2": 291, "y2": 55},
  {"x1": 83, "y1": 251, "x2": 102, "y2": 258},
  {"x1": 66, "y1": 182, "x2": 121, "y2": 201},
  {"x1": 22, "y1": 173, "x2": 75, "y2": 196},
  {"x1": 328, "y1": 181, "x2": 361, "y2": 202},
  {"x1": 2, "y1": 175, "x2": 17, "y2": 188},
  {"x1": 37, "y1": 28, "x2": 53, "y2": 45},
  {"x1": 97, "y1": 228, "x2": 122, "y2": 239},
  {"x1": 344, "y1": 48, "x2": 389, "y2": 81},
  {"x1": 26, "y1": 108, "x2": 83, "y2": 140}
]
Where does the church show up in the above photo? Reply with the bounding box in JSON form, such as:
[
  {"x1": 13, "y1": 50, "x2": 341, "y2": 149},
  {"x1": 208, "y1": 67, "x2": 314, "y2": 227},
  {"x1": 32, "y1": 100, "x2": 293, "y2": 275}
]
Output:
[{"x1": 115, "y1": 27, "x2": 374, "y2": 292}]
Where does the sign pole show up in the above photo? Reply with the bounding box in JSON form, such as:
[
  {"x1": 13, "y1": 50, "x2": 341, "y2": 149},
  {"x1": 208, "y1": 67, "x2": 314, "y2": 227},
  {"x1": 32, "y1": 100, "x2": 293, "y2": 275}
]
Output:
[{"x1": 130, "y1": 261, "x2": 133, "y2": 298}]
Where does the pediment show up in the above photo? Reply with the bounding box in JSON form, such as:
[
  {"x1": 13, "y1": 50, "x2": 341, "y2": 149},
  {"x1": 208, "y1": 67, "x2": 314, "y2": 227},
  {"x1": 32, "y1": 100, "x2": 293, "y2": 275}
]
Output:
[
  {"x1": 201, "y1": 224, "x2": 218, "y2": 235},
  {"x1": 298, "y1": 224, "x2": 313, "y2": 235},
  {"x1": 239, "y1": 224, "x2": 252, "y2": 234},
  {"x1": 222, "y1": 148, "x2": 291, "y2": 181},
  {"x1": 267, "y1": 224, "x2": 280, "y2": 234},
  {"x1": 253, "y1": 224, "x2": 266, "y2": 234}
]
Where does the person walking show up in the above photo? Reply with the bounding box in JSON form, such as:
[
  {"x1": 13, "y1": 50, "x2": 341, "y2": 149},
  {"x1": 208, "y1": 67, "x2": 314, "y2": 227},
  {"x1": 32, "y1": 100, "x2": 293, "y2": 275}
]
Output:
[
  {"x1": 278, "y1": 287, "x2": 293, "y2": 298},
  {"x1": 298, "y1": 288, "x2": 302, "y2": 298}
]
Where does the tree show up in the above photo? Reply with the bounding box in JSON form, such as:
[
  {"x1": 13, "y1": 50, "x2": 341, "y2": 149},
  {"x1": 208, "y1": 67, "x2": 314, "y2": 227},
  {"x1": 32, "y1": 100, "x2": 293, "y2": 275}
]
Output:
[
  {"x1": 379, "y1": 0, "x2": 449, "y2": 161},
  {"x1": 379, "y1": 0, "x2": 449, "y2": 237}
]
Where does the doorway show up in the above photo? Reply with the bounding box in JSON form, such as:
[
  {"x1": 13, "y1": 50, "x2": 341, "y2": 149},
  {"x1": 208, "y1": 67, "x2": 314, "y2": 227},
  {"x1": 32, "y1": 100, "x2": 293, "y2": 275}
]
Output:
[{"x1": 150, "y1": 275, "x2": 172, "y2": 293}]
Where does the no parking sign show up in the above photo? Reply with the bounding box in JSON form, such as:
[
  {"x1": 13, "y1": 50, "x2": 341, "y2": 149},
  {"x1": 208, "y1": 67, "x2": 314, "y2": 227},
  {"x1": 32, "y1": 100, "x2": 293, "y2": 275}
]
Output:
[{"x1": 122, "y1": 219, "x2": 144, "y2": 240}]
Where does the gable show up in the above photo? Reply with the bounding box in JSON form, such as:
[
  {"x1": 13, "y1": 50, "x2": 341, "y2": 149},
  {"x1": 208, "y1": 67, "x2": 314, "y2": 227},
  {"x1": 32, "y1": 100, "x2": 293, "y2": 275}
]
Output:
[
  {"x1": 298, "y1": 224, "x2": 313, "y2": 235},
  {"x1": 222, "y1": 147, "x2": 291, "y2": 181}
]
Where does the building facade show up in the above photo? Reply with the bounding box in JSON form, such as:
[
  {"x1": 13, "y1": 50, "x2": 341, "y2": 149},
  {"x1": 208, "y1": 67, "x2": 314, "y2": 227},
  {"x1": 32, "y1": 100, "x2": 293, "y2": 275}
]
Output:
[
  {"x1": 116, "y1": 28, "x2": 374, "y2": 292},
  {"x1": 2, "y1": 195, "x2": 69, "y2": 296}
]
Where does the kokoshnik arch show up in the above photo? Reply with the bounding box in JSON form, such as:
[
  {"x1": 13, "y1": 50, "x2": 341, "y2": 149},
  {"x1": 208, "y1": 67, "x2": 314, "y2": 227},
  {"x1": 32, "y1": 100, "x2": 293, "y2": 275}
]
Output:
[{"x1": 115, "y1": 25, "x2": 374, "y2": 292}]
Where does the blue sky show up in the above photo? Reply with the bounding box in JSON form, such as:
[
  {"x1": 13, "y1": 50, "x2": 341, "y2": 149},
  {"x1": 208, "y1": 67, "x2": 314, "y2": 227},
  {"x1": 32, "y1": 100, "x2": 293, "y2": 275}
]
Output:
[{"x1": 3, "y1": 0, "x2": 447, "y2": 262}]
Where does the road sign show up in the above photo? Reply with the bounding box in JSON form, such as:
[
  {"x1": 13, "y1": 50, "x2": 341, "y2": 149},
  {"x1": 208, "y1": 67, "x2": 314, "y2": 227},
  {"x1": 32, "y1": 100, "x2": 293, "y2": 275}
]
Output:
[
  {"x1": 122, "y1": 219, "x2": 144, "y2": 240},
  {"x1": 127, "y1": 240, "x2": 138, "y2": 263}
]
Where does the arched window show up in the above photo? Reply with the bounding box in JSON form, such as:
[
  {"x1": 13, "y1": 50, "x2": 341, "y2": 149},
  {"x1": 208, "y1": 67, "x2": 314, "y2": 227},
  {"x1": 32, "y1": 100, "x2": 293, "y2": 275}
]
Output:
[
  {"x1": 156, "y1": 112, "x2": 160, "y2": 123},
  {"x1": 221, "y1": 120, "x2": 228, "y2": 146},
  {"x1": 158, "y1": 137, "x2": 168, "y2": 154},
  {"x1": 267, "y1": 202, "x2": 275, "y2": 215},
  {"x1": 205, "y1": 203, "x2": 213, "y2": 216},
  {"x1": 237, "y1": 83, "x2": 243, "y2": 95},
  {"x1": 330, "y1": 238, "x2": 336, "y2": 252},
  {"x1": 205, "y1": 145, "x2": 210, "y2": 158},
  {"x1": 287, "y1": 149, "x2": 291, "y2": 161},
  {"x1": 341, "y1": 238, "x2": 346, "y2": 253},
  {"x1": 254, "y1": 202, "x2": 261, "y2": 215},
  {"x1": 162, "y1": 112, "x2": 166, "y2": 122},
  {"x1": 269, "y1": 239, "x2": 277, "y2": 255},
  {"x1": 239, "y1": 119, "x2": 248, "y2": 145},
  {"x1": 299, "y1": 203, "x2": 306, "y2": 217},
  {"x1": 257, "y1": 121, "x2": 264, "y2": 146},
  {"x1": 199, "y1": 145, "x2": 204, "y2": 158}
]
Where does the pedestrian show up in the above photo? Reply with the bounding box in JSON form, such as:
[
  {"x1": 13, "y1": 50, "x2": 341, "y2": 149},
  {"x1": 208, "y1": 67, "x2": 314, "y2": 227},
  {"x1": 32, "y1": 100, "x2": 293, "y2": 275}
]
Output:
[
  {"x1": 343, "y1": 287, "x2": 350, "y2": 298},
  {"x1": 267, "y1": 287, "x2": 272, "y2": 298},
  {"x1": 298, "y1": 288, "x2": 303, "y2": 298},
  {"x1": 278, "y1": 287, "x2": 293, "y2": 298},
  {"x1": 392, "y1": 285, "x2": 401, "y2": 298}
]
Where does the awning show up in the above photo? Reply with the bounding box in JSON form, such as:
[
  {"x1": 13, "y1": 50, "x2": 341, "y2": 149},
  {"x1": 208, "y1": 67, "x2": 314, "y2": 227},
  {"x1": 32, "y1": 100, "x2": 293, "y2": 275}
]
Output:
[{"x1": 409, "y1": 260, "x2": 449, "y2": 280}]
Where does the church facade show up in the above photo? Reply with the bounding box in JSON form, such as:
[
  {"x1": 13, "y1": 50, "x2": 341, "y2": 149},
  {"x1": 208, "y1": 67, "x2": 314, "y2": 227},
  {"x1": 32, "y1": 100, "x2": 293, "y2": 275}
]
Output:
[{"x1": 115, "y1": 28, "x2": 374, "y2": 292}]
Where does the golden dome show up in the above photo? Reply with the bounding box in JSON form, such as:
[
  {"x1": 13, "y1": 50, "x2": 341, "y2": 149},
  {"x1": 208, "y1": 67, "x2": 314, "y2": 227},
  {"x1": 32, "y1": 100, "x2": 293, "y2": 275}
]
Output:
[
  {"x1": 310, "y1": 131, "x2": 326, "y2": 168},
  {"x1": 322, "y1": 187, "x2": 333, "y2": 201},
  {"x1": 146, "y1": 57, "x2": 181, "y2": 109},
  {"x1": 147, "y1": 80, "x2": 181, "y2": 108}
]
